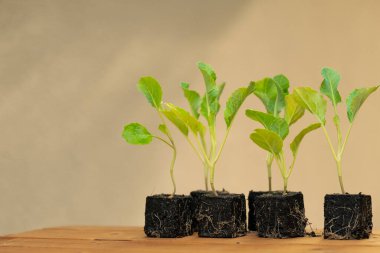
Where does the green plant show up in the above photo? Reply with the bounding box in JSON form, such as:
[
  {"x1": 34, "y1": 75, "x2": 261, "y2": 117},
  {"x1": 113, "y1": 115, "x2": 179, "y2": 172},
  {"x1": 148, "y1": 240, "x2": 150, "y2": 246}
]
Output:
[
  {"x1": 250, "y1": 76, "x2": 290, "y2": 191},
  {"x1": 293, "y1": 67, "x2": 379, "y2": 193},
  {"x1": 247, "y1": 79, "x2": 321, "y2": 193},
  {"x1": 162, "y1": 62, "x2": 254, "y2": 195},
  {"x1": 122, "y1": 77, "x2": 178, "y2": 196}
]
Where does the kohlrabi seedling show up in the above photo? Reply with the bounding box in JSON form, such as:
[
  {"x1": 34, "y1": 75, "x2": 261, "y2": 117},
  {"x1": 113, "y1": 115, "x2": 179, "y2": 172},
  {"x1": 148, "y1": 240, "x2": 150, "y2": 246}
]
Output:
[
  {"x1": 294, "y1": 68, "x2": 379, "y2": 194},
  {"x1": 161, "y1": 62, "x2": 253, "y2": 195},
  {"x1": 122, "y1": 77, "x2": 178, "y2": 196},
  {"x1": 250, "y1": 75, "x2": 290, "y2": 191},
  {"x1": 246, "y1": 78, "x2": 321, "y2": 193}
]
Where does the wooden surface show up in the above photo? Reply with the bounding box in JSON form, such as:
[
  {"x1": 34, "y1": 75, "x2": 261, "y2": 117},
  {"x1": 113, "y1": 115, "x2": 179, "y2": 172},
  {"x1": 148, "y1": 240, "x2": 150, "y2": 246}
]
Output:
[{"x1": 0, "y1": 227, "x2": 380, "y2": 252}]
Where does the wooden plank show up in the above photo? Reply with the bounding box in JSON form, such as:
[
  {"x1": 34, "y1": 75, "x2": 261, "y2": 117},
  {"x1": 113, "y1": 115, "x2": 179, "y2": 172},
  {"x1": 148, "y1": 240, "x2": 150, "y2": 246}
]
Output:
[{"x1": 0, "y1": 227, "x2": 379, "y2": 253}]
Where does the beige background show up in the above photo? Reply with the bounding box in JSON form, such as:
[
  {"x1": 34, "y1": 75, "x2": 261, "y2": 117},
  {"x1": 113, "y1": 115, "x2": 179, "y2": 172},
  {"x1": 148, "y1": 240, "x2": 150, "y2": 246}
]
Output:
[{"x1": 1, "y1": 0, "x2": 380, "y2": 235}]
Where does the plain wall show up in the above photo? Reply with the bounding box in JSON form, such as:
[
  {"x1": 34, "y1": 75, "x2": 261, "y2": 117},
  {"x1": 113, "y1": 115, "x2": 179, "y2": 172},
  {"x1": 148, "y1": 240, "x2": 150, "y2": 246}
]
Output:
[{"x1": 1, "y1": 0, "x2": 380, "y2": 234}]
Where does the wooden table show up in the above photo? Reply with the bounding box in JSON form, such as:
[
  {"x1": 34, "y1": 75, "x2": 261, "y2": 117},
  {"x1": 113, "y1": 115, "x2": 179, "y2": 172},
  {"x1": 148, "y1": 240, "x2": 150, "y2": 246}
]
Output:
[{"x1": 0, "y1": 226, "x2": 379, "y2": 252}]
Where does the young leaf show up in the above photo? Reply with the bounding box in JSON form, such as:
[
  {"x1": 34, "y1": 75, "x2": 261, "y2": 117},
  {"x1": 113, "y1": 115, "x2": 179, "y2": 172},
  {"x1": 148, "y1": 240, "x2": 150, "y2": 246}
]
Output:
[
  {"x1": 290, "y1": 123, "x2": 321, "y2": 158},
  {"x1": 180, "y1": 82, "x2": 201, "y2": 119},
  {"x1": 246, "y1": 109, "x2": 289, "y2": 139},
  {"x1": 122, "y1": 123, "x2": 153, "y2": 145},
  {"x1": 273, "y1": 74, "x2": 290, "y2": 95},
  {"x1": 161, "y1": 110, "x2": 189, "y2": 136},
  {"x1": 158, "y1": 124, "x2": 169, "y2": 135},
  {"x1": 165, "y1": 103, "x2": 205, "y2": 135},
  {"x1": 284, "y1": 94, "x2": 305, "y2": 126},
  {"x1": 200, "y1": 83, "x2": 225, "y2": 124},
  {"x1": 320, "y1": 67, "x2": 342, "y2": 107},
  {"x1": 293, "y1": 87, "x2": 327, "y2": 124},
  {"x1": 346, "y1": 86, "x2": 379, "y2": 123},
  {"x1": 224, "y1": 83, "x2": 254, "y2": 128},
  {"x1": 250, "y1": 129, "x2": 283, "y2": 155},
  {"x1": 137, "y1": 77, "x2": 162, "y2": 109},
  {"x1": 252, "y1": 77, "x2": 286, "y2": 115},
  {"x1": 197, "y1": 61, "x2": 217, "y2": 91}
]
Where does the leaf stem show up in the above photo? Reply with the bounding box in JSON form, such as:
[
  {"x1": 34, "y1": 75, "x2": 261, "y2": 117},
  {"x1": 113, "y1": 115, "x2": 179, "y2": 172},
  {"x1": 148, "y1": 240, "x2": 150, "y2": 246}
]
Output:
[
  {"x1": 321, "y1": 125, "x2": 338, "y2": 160},
  {"x1": 266, "y1": 153, "x2": 273, "y2": 192},
  {"x1": 213, "y1": 127, "x2": 231, "y2": 164},
  {"x1": 157, "y1": 111, "x2": 177, "y2": 195},
  {"x1": 152, "y1": 136, "x2": 173, "y2": 148},
  {"x1": 170, "y1": 145, "x2": 177, "y2": 196},
  {"x1": 339, "y1": 123, "x2": 353, "y2": 157}
]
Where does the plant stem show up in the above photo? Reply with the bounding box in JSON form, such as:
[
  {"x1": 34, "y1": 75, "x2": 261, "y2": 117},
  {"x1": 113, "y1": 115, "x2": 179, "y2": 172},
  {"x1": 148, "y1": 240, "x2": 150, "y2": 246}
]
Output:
[
  {"x1": 203, "y1": 162, "x2": 209, "y2": 191},
  {"x1": 266, "y1": 153, "x2": 273, "y2": 192},
  {"x1": 283, "y1": 177, "x2": 288, "y2": 193},
  {"x1": 340, "y1": 123, "x2": 353, "y2": 157},
  {"x1": 336, "y1": 159, "x2": 345, "y2": 194},
  {"x1": 152, "y1": 136, "x2": 173, "y2": 148},
  {"x1": 209, "y1": 163, "x2": 217, "y2": 195},
  {"x1": 157, "y1": 111, "x2": 177, "y2": 195},
  {"x1": 321, "y1": 125, "x2": 338, "y2": 161},
  {"x1": 213, "y1": 127, "x2": 231, "y2": 164},
  {"x1": 170, "y1": 145, "x2": 177, "y2": 196},
  {"x1": 209, "y1": 122, "x2": 218, "y2": 196}
]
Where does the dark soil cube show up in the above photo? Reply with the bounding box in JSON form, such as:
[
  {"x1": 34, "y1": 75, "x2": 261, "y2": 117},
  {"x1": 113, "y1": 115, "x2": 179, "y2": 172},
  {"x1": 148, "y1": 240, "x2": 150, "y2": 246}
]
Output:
[
  {"x1": 144, "y1": 194, "x2": 193, "y2": 238},
  {"x1": 255, "y1": 191, "x2": 306, "y2": 238},
  {"x1": 190, "y1": 190, "x2": 229, "y2": 232},
  {"x1": 198, "y1": 193, "x2": 247, "y2": 238},
  {"x1": 324, "y1": 194, "x2": 372, "y2": 240},
  {"x1": 248, "y1": 191, "x2": 269, "y2": 231}
]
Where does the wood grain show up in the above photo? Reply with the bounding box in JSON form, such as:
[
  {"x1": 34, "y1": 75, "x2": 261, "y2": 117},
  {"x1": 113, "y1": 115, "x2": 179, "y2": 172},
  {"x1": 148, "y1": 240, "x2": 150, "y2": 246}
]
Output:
[{"x1": 0, "y1": 227, "x2": 379, "y2": 253}]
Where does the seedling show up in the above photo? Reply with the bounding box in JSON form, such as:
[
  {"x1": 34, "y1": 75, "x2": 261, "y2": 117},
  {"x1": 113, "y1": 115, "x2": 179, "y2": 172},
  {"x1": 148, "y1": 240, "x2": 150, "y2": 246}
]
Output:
[
  {"x1": 250, "y1": 75, "x2": 290, "y2": 191},
  {"x1": 162, "y1": 62, "x2": 253, "y2": 195},
  {"x1": 294, "y1": 67, "x2": 379, "y2": 193},
  {"x1": 122, "y1": 77, "x2": 178, "y2": 196},
  {"x1": 247, "y1": 77, "x2": 321, "y2": 193}
]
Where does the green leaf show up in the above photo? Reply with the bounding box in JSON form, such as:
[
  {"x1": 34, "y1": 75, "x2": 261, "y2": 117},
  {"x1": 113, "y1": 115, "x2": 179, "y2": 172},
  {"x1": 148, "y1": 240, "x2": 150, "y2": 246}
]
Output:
[
  {"x1": 249, "y1": 129, "x2": 283, "y2": 155},
  {"x1": 122, "y1": 123, "x2": 153, "y2": 145},
  {"x1": 165, "y1": 103, "x2": 205, "y2": 135},
  {"x1": 273, "y1": 74, "x2": 290, "y2": 95},
  {"x1": 158, "y1": 124, "x2": 168, "y2": 135},
  {"x1": 252, "y1": 77, "x2": 286, "y2": 115},
  {"x1": 161, "y1": 110, "x2": 189, "y2": 136},
  {"x1": 245, "y1": 109, "x2": 289, "y2": 139},
  {"x1": 293, "y1": 87, "x2": 327, "y2": 124},
  {"x1": 197, "y1": 61, "x2": 216, "y2": 91},
  {"x1": 320, "y1": 67, "x2": 342, "y2": 107},
  {"x1": 137, "y1": 77, "x2": 162, "y2": 109},
  {"x1": 200, "y1": 83, "x2": 225, "y2": 124},
  {"x1": 224, "y1": 83, "x2": 254, "y2": 128},
  {"x1": 290, "y1": 123, "x2": 321, "y2": 158},
  {"x1": 180, "y1": 82, "x2": 201, "y2": 119},
  {"x1": 346, "y1": 86, "x2": 379, "y2": 123},
  {"x1": 284, "y1": 94, "x2": 305, "y2": 125}
]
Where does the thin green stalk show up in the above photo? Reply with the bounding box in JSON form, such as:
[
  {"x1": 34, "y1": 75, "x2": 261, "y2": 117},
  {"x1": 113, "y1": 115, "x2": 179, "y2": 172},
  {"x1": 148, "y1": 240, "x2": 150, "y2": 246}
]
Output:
[
  {"x1": 170, "y1": 145, "x2": 177, "y2": 196},
  {"x1": 321, "y1": 125, "x2": 338, "y2": 161},
  {"x1": 209, "y1": 164, "x2": 217, "y2": 195},
  {"x1": 157, "y1": 111, "x2": 177, "y2": 196},
  {"x1": 336, "y1": 159, "x2": 345, "y2": 194},
  {"x1": 213, "y1": 127, "x2": 231, "y2": 164},
  {"x1": 274, "y1": 151, "x2": 288, "y2": 194},
  {"x1": 152, "y1": 136, "x2": 173, "y2": 148},
  {"x1": 203, "y1": 162, "x2": 209, "y2": 191},
  {"x1": 185, "y1": 136, "x2": 208, "y2": 166},
  {"x1": 339, "y1": 123, "x2": 353, "y2": 157},
  {"x1": 266, "y1": 153, "x2": 274, "y2": 192}
]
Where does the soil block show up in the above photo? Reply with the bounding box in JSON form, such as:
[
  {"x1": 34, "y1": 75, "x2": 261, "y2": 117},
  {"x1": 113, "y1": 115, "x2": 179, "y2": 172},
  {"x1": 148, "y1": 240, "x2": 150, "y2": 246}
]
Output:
[
  {"x1": 324, "y1": 193, "x2": 372, "y2": 240},
  {"x1": 197, "y1": 193, "x2": 247, "y2": 238},
  {"x1": 255, "y1": 191, "x2": 306, "y2": 238},
  {"x1": 190, "y1": 190, "x2": 229, "y2": 232},
  {"x1": 144, "y1": 194, "x2": 193, "y2": 238},
  {"x1": 248, "y1": 190, "x2": 270, "y2": 231}
]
